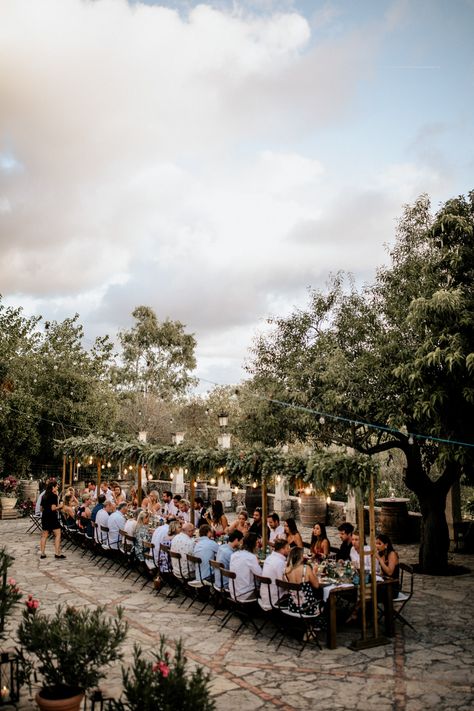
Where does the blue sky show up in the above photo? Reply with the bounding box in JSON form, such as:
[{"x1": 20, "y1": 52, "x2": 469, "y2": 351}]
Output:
[{"x1": 0, "y1": 0, "x2": 473, "y2": 388}]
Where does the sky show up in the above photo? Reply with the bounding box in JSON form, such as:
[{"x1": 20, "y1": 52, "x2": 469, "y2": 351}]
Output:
[{"x1": 1, "y1": 0, "x2": 473, "y2": 390}]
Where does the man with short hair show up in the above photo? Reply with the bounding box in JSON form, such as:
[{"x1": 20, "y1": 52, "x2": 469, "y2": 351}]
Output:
[
  {"x1": 170, "y1": 522, "x2": 196, "y2": 578},
  {"x1": 108, "y1": 502, "x2": 127, "y2": 548},
  {"x1": 91, "y1": 494, "x2": 106, "y2": 522},
  {"x1": 95, "y1": 499, "x2": 114, "y2": 543},
  {"x1": 177, "y1": 499, "x2": 190, "y2": 523},
  {"x1": 229, "y1": 532, "x2": 261, "y2": 600},
  {"x1": 215, "y1": 529, "x2": 243, "y2": 589},
  {"x1": 259, "y1": 539, "x2": 290, "y2": 610},
  {"x1": 193, "y1": 497, "x2": 208, "y2": 528},
  {"x1": 162, "y1": 491, "x2": 178, "y2": 518},
  {"x1": 194, "y1": 524, "x2": 219, "y2": 581},
  {"x1": 99, "y1": 480, "x2": 115, "y2": 503},
  {"x1": 249, "y1": 507, "x2": 270, "y2": 541},
  {"x1": 337, "y1": 522, "x2": 354, "y2": 561},
  {"x1": 267, "y1": 512, "x2": 285, "y2": 543}
]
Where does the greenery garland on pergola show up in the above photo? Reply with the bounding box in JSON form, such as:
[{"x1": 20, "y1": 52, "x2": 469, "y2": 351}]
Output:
[{"x1": 56, "y1": 435, "x2": 378, "y2": 495}]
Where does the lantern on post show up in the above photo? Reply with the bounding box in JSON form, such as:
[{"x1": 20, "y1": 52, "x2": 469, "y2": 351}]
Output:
[{"x1": 0, "y1": 651, "x2": 19, "y2": 706}]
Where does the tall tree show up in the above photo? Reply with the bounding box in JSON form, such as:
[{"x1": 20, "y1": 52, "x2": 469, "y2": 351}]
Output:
[{"x1": 246, "y1": 192, "x2": 474, "y2": 573}]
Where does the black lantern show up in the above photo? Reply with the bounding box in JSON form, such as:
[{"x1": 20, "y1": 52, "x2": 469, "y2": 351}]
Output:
[{"x1": 0, "y1": 650, "x2": 19, "y2": 706}]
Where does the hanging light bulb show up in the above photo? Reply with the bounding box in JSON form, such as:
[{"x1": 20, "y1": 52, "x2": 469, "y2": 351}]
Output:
[
  {"x1": 234, "y1": 486, "x2": 238, "y2": 494},
  {"x1": 101, "y1": 464, "x2": 105, "y2": 470},
  {"x1": 170, "y1": 472, "x2": 174, "y2": 480},
  {"x1": 304, "y1": 486, "x2": 311, "y2": 496},
  {"x1": 107, "y1": 462, "x2": 111, "y2": 469},
  {"x1": 326, "y1": 496, "x2": 332, "y2": 504},
  {"x1": 276, "y1": 475, "x2": 281, "y2": 483},
  {"x1": 319, "y1": 416, "x2": 325, "y2": 425},
  {"x1": 88, "y1": 456, "x2": 93, "y2": 465},
  {"x1": 210, "y1": 477, "x2": 216, "y2": 485},
  {"x1": 252, "y1": 481, "x2": 257, "y2": 489},
  {"x1": 148, "y1": 474, "x2": 153, "y2": 481},
  {"x1": 193, "y1": 481, "x2": 197, "y2": 488},
  {"x1": 123, "y1": 468, "x2": 128, "y2": 475},
  {"x1": 330, "y1": 485, "x2": 336, "y2": 493}
]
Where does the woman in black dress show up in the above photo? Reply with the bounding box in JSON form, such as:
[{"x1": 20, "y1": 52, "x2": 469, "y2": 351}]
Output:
[{"x1": 39, "y1": 482, "x2": 65, "y2": 559}]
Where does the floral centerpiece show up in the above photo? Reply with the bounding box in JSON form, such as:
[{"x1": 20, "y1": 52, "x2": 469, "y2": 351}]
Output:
[
  {"x1": 17, "y1": 604, "x2": 128, "y2": 711},
  {"x1": 111, "y1": 636, "x2": 215, "y2": 711}
]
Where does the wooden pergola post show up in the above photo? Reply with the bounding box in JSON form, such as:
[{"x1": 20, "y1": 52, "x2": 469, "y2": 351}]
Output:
[
  {"x1": 62, "y1": 455, "x2": 66, "y2": 493},
  {"x1": 189, "y1": 471, "x2": 195, "y2": 527},
  {"x1": 137, "y1": 462, "x2": 142, "y2": 507},
  {"x1": 261, "y1": 476, "x2": 268, "y2": 552},
  {"x1": 97, "y1": 458, "x2": 101, "y2": 491},
  {"x1": 68, "y1": 457, "x2": 73, "y2": 487}
]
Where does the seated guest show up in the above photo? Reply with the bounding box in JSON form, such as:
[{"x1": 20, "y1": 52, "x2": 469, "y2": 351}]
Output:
[
  {"x1": 177, "y1": 498, "x2": 191, "y2": 523},
  {"x1": 172, "y1": 494, "x2": 182, "y2": 514},
  {"x1": 98, "y1": 480, "x2": 115, "y2": 503},
  {"x1": 248, "y1": 507, "x2": 270, "y2": 541},
  {"x1": 162, "y1": 491, "x2": 178, "y2": 518},
  {"x1": 108, "y1": 502, "x2": 128, "y2": 549},
  {"x1": 259, "y1": 539, "x2": 290, "y2": 611},
  {"x1": 64, "y1": 486, "x2": 79, "y2": 508},
  {"x1": 193, "y1": 497, "x2": 208, "y2": 528},
  {"x1": 215, "y1": 530, "x2": 244, "y2": 589},
  {"x1": 228, "y1": 510, "x2": 250, "y2": 535},
  {"x1": 206, "y1": 500, "x2": 228, "y2": 537},
  {"x1": 61, "y1": 494, "x2": 77, "y2": 529},
  {"x1": 194, "y1": 524, "x2": 219, "y2": 581},
  {"x1": 158, "y1": 520, "x2": 181, "y2": 572},
  {"x1": 284, "y1": 546, "x2": 321, "y2": 615},
  {"x1": 310, "y1": 521, "x2": 330, "y2": 559},
  {"x1": 142, "y1": 489, "x2": 161, "y2": 514},
  {"x1": 283, "y1": 518, "x2": 304, "y2": 548},
  {"x1": 112, "y1": 483, "x2": 126, "y2": 506},
  {"x1": 229, "y1": 532, "x2": 261, "y2": 600},
  {"x1": 375, "y1": 533, "x2": 400, "y2": 594},
  {"x1": 350, "y1": 530, "x2": 378, "y2": 572},
  {"x1": 124, "y1": 508, "x2": 139, "y2": 536},
  {"x1": 95, "y1": 500, "x2": 114, "y2": 543},
  {"x1": 267, "y1": 512, "x2": 285, "y2": 543},
  {"x1": 336, "y1": 522, "x2": 354, "y2": 561},
  {"x1": 134, "y1": 511, "x2": 151, "y2": 562},
  {"x1": 76, "y1": 493, "x2": 92, "y2": 533},
  {"x1": 128, "y1": 486, "x2": 139, "y2": 508},
  {"x1": 91, "y1": 494, "x2": 106, "y2": 523},
  {"x1": 170, "y1": 522, "x2": 196, "y2": 578}
]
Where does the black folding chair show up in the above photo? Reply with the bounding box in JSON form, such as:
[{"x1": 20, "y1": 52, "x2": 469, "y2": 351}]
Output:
[{"x1": 275, "y1": 579, "x2": 322, "y2": 655}]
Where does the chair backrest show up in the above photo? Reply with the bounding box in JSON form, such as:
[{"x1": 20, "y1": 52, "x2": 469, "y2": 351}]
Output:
[
  {"x1": 186, "y1": 553, "x2": 204, "y2": 582},
  {"x1": 143, "y1": 541, "x2": 156, "y2": 566},
  {"x1": 220, "y1": 568, "x2": 237, "y2": 599},
  {"x1": 210, "y1": 559, "x2": 224, "y2": 590},
  {"x1": 169, "y1": 549, "x2": 185, "y2": 577},
  {"x1": 399, "y1": 562, "x2": 414, "y2": 597},
  {"x1": 253, "y1": 573, "x2": 273, "y2": 607}
]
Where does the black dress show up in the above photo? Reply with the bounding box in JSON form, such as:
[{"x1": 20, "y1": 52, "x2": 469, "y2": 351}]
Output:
[{"x1": 41, "y1": 493, "x2": 60, "y2": 531}]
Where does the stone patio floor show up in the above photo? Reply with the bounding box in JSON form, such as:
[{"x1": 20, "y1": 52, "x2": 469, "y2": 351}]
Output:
[{"x1": 1, "y1": 518, "x2": 474, "y2": 710}]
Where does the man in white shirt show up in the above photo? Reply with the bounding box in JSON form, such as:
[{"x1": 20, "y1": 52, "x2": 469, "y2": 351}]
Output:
[
  {"x1": 151, "y1": 522, "x2": 170, "y2": 566},
  {"x1": 267, "y1": 512, "x2": 285, "y2": 543},
  {"x1": 229, "y1": 532, "x2": 261, "y2": 601},
  {"x1": 259, "y1": 539, "x2": 290, "y2": 610},
  {"x1": 177, "y1": 499, "x2": 190, "y2": 523},
  {"x1": 107, "y1": 502, "x2": 127, "y2": 549},
  {"x1": 95, "y1": 500, "x2": 114, "y2": 543},
  {"x1": 170, "y1": 522, "x2": 195, "y2": 578},
  {"x1": 162, "y1": 491, "x2": 178, "y2": 518},
  {"x1": 350, "y1": 531, "x2": 380, "y2": 574}
]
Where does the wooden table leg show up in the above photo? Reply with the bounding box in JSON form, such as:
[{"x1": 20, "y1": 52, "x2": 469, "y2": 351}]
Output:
[{"x1": 327, "y1": 592, "x2": 337, "y2": 649}]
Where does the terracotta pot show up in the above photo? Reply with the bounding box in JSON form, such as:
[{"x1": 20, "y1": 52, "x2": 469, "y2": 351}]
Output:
[
  {"x1": 0, "y1": 497, "x2": 17, "y2": 510},
  {"x1": 35, "y1": 689, "x2": 84, "y2": 711}
]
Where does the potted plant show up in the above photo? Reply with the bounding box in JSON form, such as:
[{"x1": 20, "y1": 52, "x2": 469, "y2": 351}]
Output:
[
  {"x1": 0, "y1": 547, "x2": 22, "y2": 640},
  {"x1": 17, "y1": 603, "x2": 128, "y2": 711},
  {"x1": 111, "y1": 636, "x2": 215, "y2": 711},
  {"x1": 0, "y1": 476, "x2": 19, "y2": 510}
]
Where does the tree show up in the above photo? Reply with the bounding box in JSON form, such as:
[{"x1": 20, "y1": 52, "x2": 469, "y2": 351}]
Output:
[
  {"x1": 114, "y1": 306, "x2": 197, "y2": 398},
  {"x1": 246, "y1": 192, "x2": 474, "y2": 574}
]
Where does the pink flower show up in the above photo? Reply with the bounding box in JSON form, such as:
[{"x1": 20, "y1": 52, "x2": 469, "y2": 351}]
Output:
[
  {"x1": 8, "y1": 578, "x2": 16, "y2": 586},
  {"x1": 33, "y1": 600, "x2": 39, "y2": 609},
  {"x1": 158, "y1": 662, "x2": 170, "y2": 678},
  {"x1": 152, "y1": 662, "x2": 160, "y2": 673}
]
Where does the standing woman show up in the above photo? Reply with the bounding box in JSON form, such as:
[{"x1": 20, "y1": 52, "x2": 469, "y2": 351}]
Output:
[
  {"x1": 39, "y1": 482, "x2": 65, "y2": 559},
  {"x1": 310, "y1": 522, "x2": 330, "y2": 560}
]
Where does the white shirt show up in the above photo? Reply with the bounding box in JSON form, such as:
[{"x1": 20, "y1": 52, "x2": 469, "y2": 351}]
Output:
[
  {"x1": 164, "y1": 501, "x2": 178, "y2": 517},
  {"x1": 269, "y1": 525, "x2": 285, "y2": 543},
  {"x1": 108, "y1": 510, "x2": 126, "y2": 548},
  {"x1": 95, "y1": 508, "x2": 110, "y2": 543},
  {"x1": 35, "y1": 490, "x2": 45, "y2": 516},
  {"x1": 177, "y1": 509, "x2": 190, "y2": 523},
  {"x1": 151, "y1": 524, "x2": 170, "y2": 565},
  {"x1": 170, "y1": 532, "x2": 195, "y2": 577},
  {"x1": 259, "y1": 551, "x2": 286, "y2": 610},
  {"x1": 124, "y1": 519, "x2": 137, "y2": 536},
  {"x1": 229, "y1": 550, "x2": 261, "y2": 600},
  {"x1": 350, "y1": 545, "x2": 381, "y2": 573}
]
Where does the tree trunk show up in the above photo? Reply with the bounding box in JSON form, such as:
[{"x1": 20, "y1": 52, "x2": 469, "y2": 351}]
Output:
[{"x1": 418, "y1": 492, "x2": 450, "y2": 574}]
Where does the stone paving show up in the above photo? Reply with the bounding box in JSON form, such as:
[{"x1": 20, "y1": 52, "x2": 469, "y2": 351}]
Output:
[{"x1": 1, "y1": 518, "x2": 474, "y2": 710}]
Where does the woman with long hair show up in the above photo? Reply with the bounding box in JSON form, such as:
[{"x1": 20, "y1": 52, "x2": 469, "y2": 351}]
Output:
[
  {"x1": 134, "y1": 511, "x2": 151, "y2": 562},
  {"x1": 39, "y1": 482, "x2": 65, "y2": 559},
  {"x1": 61, "y1": 493, "x2": 77, "y2": 529},
  {"x1": 375, "y1": 533, "x2": 400, "y2": 593},
  {"x1": 206, "y1": 499, "x2": 229, "y2": 536},
  {"x1": 159, "y1": 519, "x2": 182, "y2": 572},
  {"x1": 310, "y1": 521, "x2": 330, "y2": 559},
  {"x1": 227, "y1": 510, "x2": 249, "y2": 535},
  {"x1": 284, "y1": 546, "x2": 321, "y2": 615},
  {"x1": 284, "y1": 518, "x2": 304, "y2": 548}
]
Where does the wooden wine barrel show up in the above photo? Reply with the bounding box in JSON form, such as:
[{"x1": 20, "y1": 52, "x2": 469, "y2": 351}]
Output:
[
  {"x1": 299, "y1": 494, "x2": 327, "y2": 527},
  {"x1": 245, "y1": 486, "x2": 262, "y2": 515},
  {"x1": 377, "y1": 498, "x2": 410, "y2": 543},
  {"x1": 20, "y1": 479, "x2": 39, "y2": 502}
]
